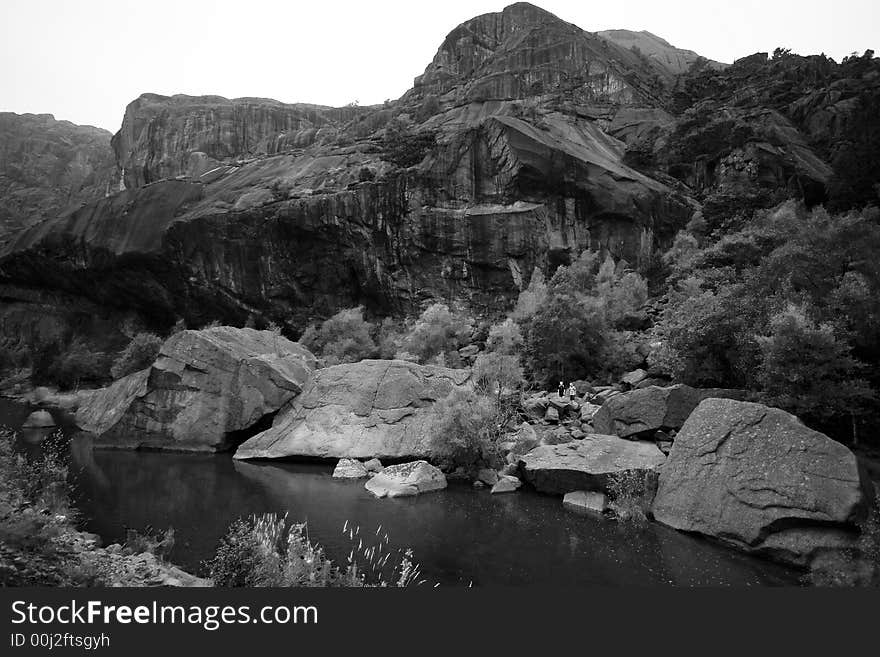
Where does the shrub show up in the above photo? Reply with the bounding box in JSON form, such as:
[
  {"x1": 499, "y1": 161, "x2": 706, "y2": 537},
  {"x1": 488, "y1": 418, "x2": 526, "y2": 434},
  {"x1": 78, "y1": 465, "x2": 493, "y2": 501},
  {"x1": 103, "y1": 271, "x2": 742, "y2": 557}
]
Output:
[
  {"x1": 206, "y1": 513, "x2": 424, "y2": 587},
  {"x1": 473, "y1": 352, "x2": 523, "y2": 400},
  {"x1": 46, "y1": 339, "x2": 113, "y2": 389},
  {"x1": 607, "y1": 470, "x2": 653, "y2": 523},
  {"x1": 299, "y1": 307, "x2": 377, "y2": 366},
  {"x1": 403, "y1": 303, "x2": 472, "y2": 364},
  {"x1": 110, "y1": 332, "x2": 162, "y2": 379},
  {"x1": 429, "y1": 388, "x2": 510, "y2": 471},
  {"x1": 123, "y1": 526, "x2": 175, "y2": 561}
]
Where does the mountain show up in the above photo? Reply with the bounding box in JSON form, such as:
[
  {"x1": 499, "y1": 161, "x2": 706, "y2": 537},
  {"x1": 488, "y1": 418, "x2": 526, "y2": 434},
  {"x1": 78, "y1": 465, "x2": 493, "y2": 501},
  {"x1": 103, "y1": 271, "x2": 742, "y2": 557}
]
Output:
[
  {"x1": 0, "y1": 2, "x2": 877, "y2": 386},
  {"x1": 597, "y1": 29, "x2": 726, "y2": 76},
  {"x1": 0, "y1": 113, "x2": 115, "y2": 240}
]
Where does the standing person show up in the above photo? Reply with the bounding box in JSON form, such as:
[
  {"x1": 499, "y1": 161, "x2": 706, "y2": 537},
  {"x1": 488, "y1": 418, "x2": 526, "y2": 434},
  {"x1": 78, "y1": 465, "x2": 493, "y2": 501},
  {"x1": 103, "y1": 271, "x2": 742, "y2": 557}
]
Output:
[
  {"x1": 557, "y1": 381, "x2": 565, "y2": 398},
  {"x1": 568, "y1": 382, "x2": 576, "y2": 402}
]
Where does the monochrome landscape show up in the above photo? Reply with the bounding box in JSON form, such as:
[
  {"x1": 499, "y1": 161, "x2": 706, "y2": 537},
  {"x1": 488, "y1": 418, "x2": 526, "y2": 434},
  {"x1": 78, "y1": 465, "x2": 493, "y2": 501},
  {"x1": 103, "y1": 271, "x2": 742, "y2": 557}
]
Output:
[{"x1": 1, "y1": 2, "x2": 879, "y2": 588}]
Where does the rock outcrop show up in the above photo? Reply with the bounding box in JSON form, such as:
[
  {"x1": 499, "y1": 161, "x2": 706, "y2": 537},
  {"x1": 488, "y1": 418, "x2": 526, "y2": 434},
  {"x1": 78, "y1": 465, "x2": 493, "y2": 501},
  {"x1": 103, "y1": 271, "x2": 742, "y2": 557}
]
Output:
[
  {"x1": 76, "y1": 327, "x2": 315, "y2": 451},
  {"x1": 0, "y1": 113, "x2": 114, "y2": 240},
  {"x1": 234, "y1": 360, "x2": 470, "y2": 461},
  {"x1": 112, "y1": 94, "x2": 366, "y2": 188},
  {"x1": 519, "y1": 434, "x2": 666, "y2": 495},
  {"x1": 364, "y1": 460, "x2": 447, "y2": 498},
  {"x1": 652, "y1": 398, "x2": 873, "y2": 566},
  {"x1": 592, "y1": 384, "x2": 745, "y2": 439},
  {"x1": 597, "y1": 30, "x2": 727, "y2": 77}
]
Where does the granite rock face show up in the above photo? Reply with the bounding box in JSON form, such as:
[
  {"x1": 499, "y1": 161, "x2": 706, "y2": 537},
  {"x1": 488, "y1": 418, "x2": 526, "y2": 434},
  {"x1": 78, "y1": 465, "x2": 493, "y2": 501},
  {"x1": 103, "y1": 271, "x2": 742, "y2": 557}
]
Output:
[
  {"x1": 519, "y1": 434, "x2": 666, "y2": 495},
  {"x1": 652, "y1": 398, "x2": 873, "y2": 566},
  {"x1": 112, "y1": 94, "x2": 366, "y2": 188},
  {"x1": 234, "y1": 360, "x2": 471, "y2": 461},
  {"x1": 597, "y1": 30, "x2": 727, "y2": 77},
  {"x1": 0, "y1": 113, "x2": 115, "y2": 239},
  {"x1": 76, "y1": 327, "x2": 316, "y2": 451}
]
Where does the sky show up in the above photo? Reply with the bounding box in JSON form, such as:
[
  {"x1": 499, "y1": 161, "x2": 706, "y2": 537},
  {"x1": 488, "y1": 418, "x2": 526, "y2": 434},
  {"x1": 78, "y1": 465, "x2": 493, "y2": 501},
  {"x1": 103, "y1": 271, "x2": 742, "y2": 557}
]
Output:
[{"x1": 1, "y1": 0, "x2": 877, "y2": 133}]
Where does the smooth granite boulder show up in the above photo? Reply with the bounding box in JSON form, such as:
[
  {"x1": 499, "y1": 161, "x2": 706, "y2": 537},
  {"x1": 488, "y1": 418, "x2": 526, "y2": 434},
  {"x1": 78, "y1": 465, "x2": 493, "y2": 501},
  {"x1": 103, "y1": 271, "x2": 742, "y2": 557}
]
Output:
[
  {"x1": 234, "y1": 360, "x2": 470, "y2": 461},
  {"x1": 76, "y1": 327, "x2": 315, "y2": 451},
  {"x1": 652, "y1": 398, "x2": 873, "y2": 566},
  {"x1": 519, "y1": 434, "x2": 666, "y2": 495}
]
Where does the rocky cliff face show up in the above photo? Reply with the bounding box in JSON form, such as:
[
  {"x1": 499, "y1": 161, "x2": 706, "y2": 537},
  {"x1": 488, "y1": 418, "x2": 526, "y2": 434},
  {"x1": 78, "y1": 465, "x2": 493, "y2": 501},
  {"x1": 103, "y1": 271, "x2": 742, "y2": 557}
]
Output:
[
  {"x1": 0, "y1": 2, "x2": 876, "y2": 376},
  {"x1": 0, "y1": 113, "x2": 115, "y2": 240},
  {"x1": 112, "y1": 94, "x2": 366, "y2": 188}
]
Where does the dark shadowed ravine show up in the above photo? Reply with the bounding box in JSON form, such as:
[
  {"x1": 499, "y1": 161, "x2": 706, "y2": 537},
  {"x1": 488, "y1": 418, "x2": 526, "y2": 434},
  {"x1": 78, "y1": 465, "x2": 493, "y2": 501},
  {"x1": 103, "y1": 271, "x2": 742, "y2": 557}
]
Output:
[{"x1": 1, "y1": 400, "x2": 801, "y2": 586}]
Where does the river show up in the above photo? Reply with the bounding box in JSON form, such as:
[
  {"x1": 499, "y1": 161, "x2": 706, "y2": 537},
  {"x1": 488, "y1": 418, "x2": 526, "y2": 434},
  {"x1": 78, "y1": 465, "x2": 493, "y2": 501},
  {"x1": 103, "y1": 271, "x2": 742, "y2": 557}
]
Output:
[{"x1": 1, "y1": 398, "x2": 801, "y2": 586}]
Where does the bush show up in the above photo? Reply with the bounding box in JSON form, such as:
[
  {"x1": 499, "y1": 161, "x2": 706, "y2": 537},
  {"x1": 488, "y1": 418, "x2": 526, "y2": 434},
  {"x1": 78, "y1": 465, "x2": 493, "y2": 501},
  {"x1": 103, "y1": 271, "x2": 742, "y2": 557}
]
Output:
[
  {"x1": 429, "y1": 388, "x2": 511, "y2": 472},
  {"x1": 110, "y1": 332, "x2": 162, "y2": 379},
  {"x1": 607, "y1": 470, "x2": 653, "y2": 523},
  {"x1": 299, "y1": 307, "x2": 377, "y2": 366},
  {"x1": 512, "y1": 268, "x2": 548, "y2": 321},
  {"x1": 206, "y1": 513, "x2": 424, "y2": 587},
  {"x1": 123, "y1": 526, "x2": 175, "y2": 561},
  {"x1": 486, "y1": 318, "x2": 523, "y2": 355},
  {"x1": 46, "y1": 339, "x2": 113, "y2": 389},
  {"x1": 473, "y1": 352, "x2": 523, "y2": 400},
  {"x1": 403, "y1": 303, "x2": 472, "y2": 364}
]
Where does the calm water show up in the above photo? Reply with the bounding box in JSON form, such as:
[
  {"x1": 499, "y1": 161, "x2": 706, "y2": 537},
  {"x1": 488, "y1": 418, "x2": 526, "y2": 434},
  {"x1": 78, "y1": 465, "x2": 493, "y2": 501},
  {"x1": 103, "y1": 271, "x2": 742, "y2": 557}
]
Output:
[{"x1": 1, "y1": 399, "x2": 801, "y2": 586}]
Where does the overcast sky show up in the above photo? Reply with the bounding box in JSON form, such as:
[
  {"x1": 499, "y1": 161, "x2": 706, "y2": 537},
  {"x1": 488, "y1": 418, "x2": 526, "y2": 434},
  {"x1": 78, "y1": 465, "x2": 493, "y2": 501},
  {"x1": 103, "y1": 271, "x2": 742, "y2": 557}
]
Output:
[{"x1": 1, "y1": 0, "x2": 877, "y2": 133}]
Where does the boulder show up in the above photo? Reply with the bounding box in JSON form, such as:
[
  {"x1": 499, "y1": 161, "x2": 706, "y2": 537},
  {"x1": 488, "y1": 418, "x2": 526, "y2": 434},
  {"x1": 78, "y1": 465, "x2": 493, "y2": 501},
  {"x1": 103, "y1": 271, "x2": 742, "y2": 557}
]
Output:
[
  {"x1": 235, "y1": 360, "x2": 471, "y2": 460},
  {"x1": 580, "y1": 403, "x2": 601, "y2": 422},
  {"x1": 652, "y1": 398, "x2": 873, "y2": 566},
  {"x1": 592, "y1": 384, "x2": 744, "y2": 439},
  {"x1": 364, "y1": 460, "x2": 447, "y2": 498},
  {"x1": 544, "y1": 406, "x2": 560, "y2": 423},
  {"x1": 22, "y1": 409, "x2": 55, "y2": 428},
  {"x1": 620, "y1": 369, "x2": 649, "y2": 387},
  {"x1": 477, "y1": 468, "x2": 499, "y2": 486},
  {"x1": 491, "y1": 475, "x2": 522, "y2": 494},
  {"x1": 519, "y1": 434, "x2": 666, "y2": 495},
  {"x1": 76, "y1": 327, "x2": 315, "y2": 451},
  {"x1": 522, "y1": 393, "x2": 549, "y2": 418},
  {"x1": 332, "y1": 458, "x2": 369, "y2": 479},
  {"x1": 364, "y1": 458, "x2": 384, "y2": 473},
  {"x1": 563, "y1": 491, "x2": 608, "y2": 516}
]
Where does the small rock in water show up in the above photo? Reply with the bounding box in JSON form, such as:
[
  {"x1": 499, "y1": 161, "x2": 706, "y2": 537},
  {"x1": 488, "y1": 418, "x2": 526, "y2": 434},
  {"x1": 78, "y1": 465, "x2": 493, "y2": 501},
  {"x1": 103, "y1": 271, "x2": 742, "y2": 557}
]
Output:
[
  {"x1": 364, "y1": 458, "x2": 384, "y2": 473},
  {"x1": 490, "y1": 475, "x2": 522, "y2": 494},
  {"x1": 365, "y1": 460, "x2": 447, "y2": 498},
  {"x1": 477, "y1": 468, "x2": 499, "y2": 486},
  {"x1": 333, "y1": 458, "x2": 369, "y2": 478}
]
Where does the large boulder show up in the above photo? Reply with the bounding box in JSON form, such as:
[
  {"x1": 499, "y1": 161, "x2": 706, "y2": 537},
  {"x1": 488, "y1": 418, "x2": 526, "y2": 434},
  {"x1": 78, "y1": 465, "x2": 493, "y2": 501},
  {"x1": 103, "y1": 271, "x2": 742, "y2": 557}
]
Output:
[
  {"x1": 364, "y1": 460, "x2": 447, "y2": 498},
  {"x1": 592, "y1": 384, "x2": 745, "y2": 439},
  {"x1": 652, "y1": 398, "x2": 873, "y2": 566},
  {"x1": 332, "y1": 458, "x2": 369, "y2": 479},
  {"x1": 234, "y1": 360, "x2": 471, "y2": 460},
  {"x1": 76, "y1": 327, "x2": 315, "y2": 451},
  {"x1": 519, "y1": 434, "x2": 666, "y2": 495}
]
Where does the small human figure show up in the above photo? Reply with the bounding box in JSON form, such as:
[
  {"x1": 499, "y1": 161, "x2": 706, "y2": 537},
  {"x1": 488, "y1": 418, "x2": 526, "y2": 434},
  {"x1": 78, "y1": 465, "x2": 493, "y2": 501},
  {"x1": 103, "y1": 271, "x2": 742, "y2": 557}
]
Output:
[
  {"x1": 557, "y1": 381, "x2": 565, "y2": 398},
  {"x1": 568, "y1": 382, "x2": 577, "y2": 402}
]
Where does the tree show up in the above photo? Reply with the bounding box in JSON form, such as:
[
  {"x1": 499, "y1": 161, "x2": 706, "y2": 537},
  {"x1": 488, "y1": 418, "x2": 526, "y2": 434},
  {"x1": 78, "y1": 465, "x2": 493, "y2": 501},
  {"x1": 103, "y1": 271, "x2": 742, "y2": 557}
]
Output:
[
  {"x1": 756, "y1": 305, "x2": 874, "y2": 439},
  {"x1": 485, "y1": 318, "x2": 523, "y2": 355},
  {"x1": 522, "y1": 293, "x2": 606, "y2": 387},
  {"x1": 110, "y1": 333, "x2": 162, "y2": 379},
  {"x1": 298, "y1": 307, "x2": 377, "y2": 366},
  {"x1": 512, "y1": 268, "x2": 548, "y2": 321},
  {"x1": 403, "y1": 303, "x2": 472, "y2": 364}
]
